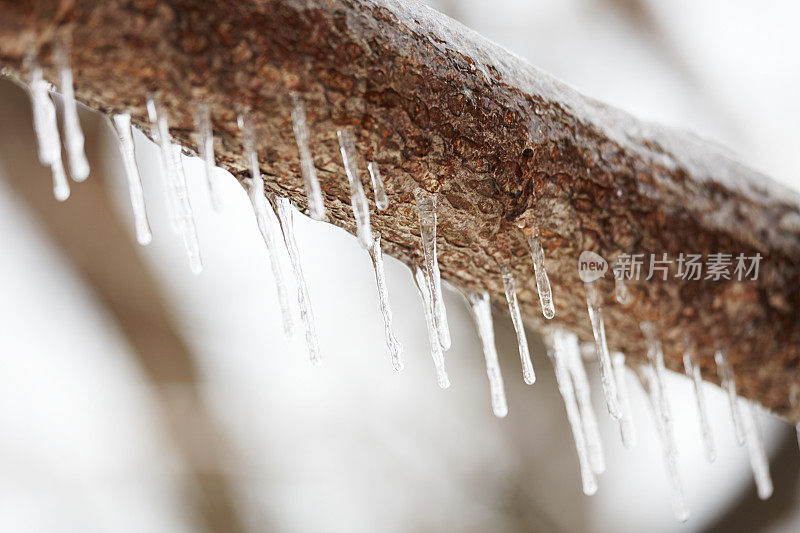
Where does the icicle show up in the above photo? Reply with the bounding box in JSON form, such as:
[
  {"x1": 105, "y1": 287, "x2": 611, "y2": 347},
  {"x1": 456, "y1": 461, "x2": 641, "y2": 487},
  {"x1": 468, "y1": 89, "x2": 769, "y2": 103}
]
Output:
[
  {"x1": 146, "y1": 97, "x2": 181, "y2": 234},
  {"x1": 551, "y1": 329, "x2": 598, "y2": 496},
  {"x1": 26, "y1": 58, "x2": 70, "y2": 201},
  {"x1": 170, "y1": 145, "x2": 203, "y2": 274},
  {"x1": 414, "y1": 189, "x2": 451, "y2": 351},
  {"x1": 500, "y1": 266, "x2": 535, "y2": 385},
  {"x1": 523, "y1": 230, "x2": 555, "y2": 319},
  {"x1": 367, "y1": 162, "x2": 389, "y2": 211},
  {"x1": 740, "y1": 399, "x2": 773, "y2": 500},
  {"x1": 791, "y1": 385, "x2": 800, "y2": 453},
  {"x1": 413, "y1": 266, "x2": 450, "y2": 389},
  {"x1": 640, "y1": 322, "x2": 673, "y2": 433},
  {"x1": 291, "y1": 97, "x2": 325, "y2": 220},
  {"x1": 683, "y1": 341, "x2": 715, "y2": 462},
  {"x1": 612, "y1": 352, "x2": 637, "y2": 449},
  {"x1": 715, "y1": 349, "x2": 745, "y2": 446},
  {"x1": 614, "y1": 277, "x2": 630, "y2": 305},
  {"x1": 563, "y1": 331, "x2": 605, "y2": 474},
  {"x1": 465, "y1": 292, "x2": 508, "y2": 417},
  {"x1": 270, "y1": 196, "x2": 322, "y2": 366},
  {"x1": 337, "y1": 129, "x2": 372, "y2": 248},
  {"x1": 111, "y1": 113, "x2": 152, "y2": 245},
  {"x1": 636, "y1": 364, "x2": 689, "y2": 522},
  {"x1": 238, "y1": 110, "x2": 294, "y2": 339},
  {"x1": 55, "y1": 38, "x2": 89, "y2": 182},
  {"x1": 368, "y1": 236, "x2": 403, "y2": 371},
  {"x1": 585, "y1": 281, "x2": 621, "y2": 419},
  {"x1": 194, "y1": 102, "x2": 222, "y2": 211}
]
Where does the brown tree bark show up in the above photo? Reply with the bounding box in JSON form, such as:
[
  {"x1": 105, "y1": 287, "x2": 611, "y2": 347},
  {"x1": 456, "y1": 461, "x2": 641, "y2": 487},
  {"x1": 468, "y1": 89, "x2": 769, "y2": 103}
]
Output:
[{"x1": 1, "y1": 0, "x2": 798, "y2": 418}]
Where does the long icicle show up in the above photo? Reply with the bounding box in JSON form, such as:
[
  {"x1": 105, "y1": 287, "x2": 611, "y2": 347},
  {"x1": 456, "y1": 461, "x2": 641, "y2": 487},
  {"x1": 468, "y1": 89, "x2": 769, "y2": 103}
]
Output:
[
  {"x1": 55, "y1": 38, "x2": 89, "y2": 182},
  {"x1": 501, "y1": 266, "x2": 535, "y2": 385},
  {"x1": 551, "y1": 329, "x2": 598, "y2": 496},
  {"x1": 367, "y1": 162, "x2": 389, "y2": 211},
  {"x1": 170, "y1": 144, "x2": 203, "y2": 274},
  {"x1": 612, "y1": 352, "x2": 637, "y2": 449},
  {"x1": 111, "y1": 113, "x2": 152, "y2": 245},
  {"x1": 683, "y1": 340, "x2": 715, "y2": 462},
  {"x1": 413, "y1": 266, "x2": 450, "y2": 389},
  {"x1": 640, "y1": 322, "x2": 673, "y2": 440},
  {"x1": 739, "y1": 398, "x2": 773, "y2": 500},
  {"x1": 368, "y1": 236, "x2": 403, "y2": 371},
  {"x1": 522, "y1": 228, "x2": 555, "y2": 319},
  {"x1": 291, "y1": 96, "x2": 325, "y2": 220},
  {"x1": 26, "y1": 57, "x2": 70, "y2": 201},
  {"x1": 585, "y1": 281, "x2": 621, "y2": 419},
  {"x1": 194, "y1": 101, "x2": 222, "y2": 211},
  {"x1": 269, "y1": 196, "x2": 322, "y2": 366},
  {"x1": 414, "y1": 189, "x2": 451, "y2": 351},
  {"x1": 715, "y1": 349, "x2": 746, "y2": 446},
  {"x1": 465, "y1": 292, "x2": 508, "y2": 418},
  {"x1": 337, "y1": 129, "x2": 373, "y2": 248},
  {"x1": 146, "y1": 96, "x2": 181, "y2": 234},
  {"x1": 238, "y1": 110, "x2": 294, "y2": 339}
]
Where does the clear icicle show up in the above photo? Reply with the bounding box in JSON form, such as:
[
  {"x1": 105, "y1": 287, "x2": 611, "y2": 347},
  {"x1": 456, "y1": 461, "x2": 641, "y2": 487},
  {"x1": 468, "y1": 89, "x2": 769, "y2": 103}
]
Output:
[
  {"x1": 465, "y1": 292, "x2": 508, "y2": 418},
  {"x1": 563, "y1": 331, "x2": 605, "y2": 474},
  {"x1": 636, "y1": 364, "x2": 689, "y2": 522},
  {"x1": 683, "y1": 342, "x2": 715, "y2": 462},
  {"x1": 146, "y1": 97, "x2": 181, "y2": 234},
  {"x1": 194, "y1": 102, "x2": 222, "y2": 212},
  {"x1": 612, "y1": 352, "x2": 637, "y2": 449},
  {"x1": 585, "y1": 281, "x2": 621, "y2": 419},
  {"x1": 739, "y1": 399, "x2": 773, "y2": 500},
  {"x1": 337, "y1": 129, "x2": 372, "y2": 248},
  {"x1": 367, "y1": 162, "x2": 389, "y2": 211},
  {"x1": 500, "y1": 266, "x2": 535, "y2": 385},
  {"x1": 640, "y1": 323, "x2": 673, "y2": 440},
  {"x1": 791, "y1": 385, "x2": 800, "y2": 453},
  {"x1": 27, "y1": 59, "x2": 70, "y2": 201},
  {"x1": 414, "y1": 189, "x2": 451, "y2": 351},
  {"x1": 526, "y1": 232, "x2": 555, "y2": 319},
  {"x1": 551, "y1": 329, "x2": 598, "y2": 496},
  {"x1": 413, "y1": 266, "x2": 450, "y2": 389},
  {"x1": 369, "y1": 236, "x2": 403, "y2": 371},
  {"x1": 170, "y1": 145, "x2": 203, "y2": 274},
  {"x1": 715, "y1": 349, "x2": 745, "y2": 446},
  {"x1": 270, "y1": 196, "x2": 322, "y2": 366},
  {"x1": 614, "y1": 277, "x2": 630, "y2": 305},
  {"x1": 111, "y1": 113, "x2": 152, "y2": 245},
  {"x1": 55, "y1": 39, "x2": 89, "y2": 182},
  {"x1": 291, "y1": 97, "x2": 325, "y2": 220}
]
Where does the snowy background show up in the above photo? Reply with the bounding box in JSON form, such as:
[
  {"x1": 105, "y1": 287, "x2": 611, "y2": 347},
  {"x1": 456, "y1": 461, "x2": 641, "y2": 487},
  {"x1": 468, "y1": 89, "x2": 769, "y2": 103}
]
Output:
[{"x1": 1, "y1": 0, "x2": 799, "y2": 532}]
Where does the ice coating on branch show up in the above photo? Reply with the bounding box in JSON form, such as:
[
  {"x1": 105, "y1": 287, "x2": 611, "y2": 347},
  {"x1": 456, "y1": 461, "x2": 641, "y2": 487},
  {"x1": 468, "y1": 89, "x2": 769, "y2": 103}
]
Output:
[
  {"x1": 337, "y1": 129, "x2": 373, "y2": 248},
  {"x1": 367, "y1": 162, "x2": 389, "y2": 211},
  {"x1": 111, "y1": 113, "x2": 152, "y2": 245},
  {"x1": 414, "y1": 189, "x2": 451, "y2": 351},
  {"x1": 413, "y1": 266, "x2": 450, "y2": 389},
  {"x1": 170, "y1": 145, "x2": 203, "y2": 274},
  {"x1": 524, "y1": 231, "x2": 555, "y2": 319},
  {"x1": 739, "y1": 399, "x2": 773, "y2": 500},
  {"x1": 194, "y1": 102, "x2": 222, "y2": 212},
  {"x1": 715, "y1": 349, "x2": 745, "y2": 446},
  {"x1": 270, "y1": 196, "x2": 322, "y2": 366},
  {"x1": 55, "y1": 39, "x2": 89, "y2": 182},
  {"x1": 465, "y1": 292, "x2": 508, "y2": 418},
  {"x1": 585, "y1": 281, "x2": 621, "y2": 419},
  {"x1": 683, "y1": 341, "x2": 715, "y2": 462},
  {"x1": 368, "y1": 236, "x2": 403, "y2": 371},
  {"x1": 291, "y1": 97, "x2": 325, "y2": 220},
  {"x1": 612, "y1": 352, "x2": 637, "y2": 449},
  {"x1": 551, "y1": 329, "x2": 598, "y2": 496},
  {"x1": 238, "y1": 110, "x2": 294, "y2": 338},
  {"x1": 640, "y1": 323, "x2": 673, "y2": 433},
  {"x1": 500, "y1": 266, "x2": 535, "y2": 385},
  {"x1": 27, "y1": 59, "x2": 69, "y2": 201}
]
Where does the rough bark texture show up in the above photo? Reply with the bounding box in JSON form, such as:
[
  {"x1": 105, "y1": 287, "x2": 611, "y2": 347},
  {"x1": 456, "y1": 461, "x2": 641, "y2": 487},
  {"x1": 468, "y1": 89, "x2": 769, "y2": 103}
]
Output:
[{"x1": 1, "y1": 0, "x2": 799, "y2": 418}]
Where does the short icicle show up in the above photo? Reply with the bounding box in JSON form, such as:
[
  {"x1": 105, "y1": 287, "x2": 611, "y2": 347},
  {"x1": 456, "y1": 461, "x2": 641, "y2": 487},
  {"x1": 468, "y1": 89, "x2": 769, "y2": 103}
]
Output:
[
  {"x1": 683, "y1": 340, "x2": 715, "y2": 462},
  {"x1": 111, "y1": 113, "x2": 152, "y2": 245},
  {"x1": 291, "y1": 97, "x2": 325, "y2": 220},
  {"x1": 612, "y1": 352, "x2": 637, "y2": 448},
  {"x1": 500, "y1": 266, "x2": 535, "y2": 385},
  {"x1": 414, "y1": 189, "x2": 451, "y2": 351},
  {"x1": 170, "y1": 145, "x2": 203, "y2": 274},
  {"x1": 26, "y1": 57, "x2": 70, "y2": 201},
  {"x1": 520, "y1": 227, "x2": 555, "y2": 319},
  {"x1": 614, "y1": 277, "x2": 630, "y2": 305},
  {"x1": 368, "y1": 236, "x2": 403, "y2": 371},
  {"x1": 55, "y1": 38, "x2": 89, "y2": 182},
  {"x1": 367, "y1": 162, "x2": 389, "y2": 211},
  {"x1": 238, "y1": 110, "x2": 295, "y2": 339},
  {"x1": 739, "y1": 398, "x2": 773, "y2": 500},
  {"x1": 551, "y1": 329, "x2": 598, "y2": 496},
  {"x1": 194, "y1": 102, "x2": 222, "y2": 211},
  {"x1": 715, "y1": 349, "x2": 746, "y2": 446},
  {"x1": 337, "y1": 129, "x2": 372, "y2": 248},
  {"x1": 413, "y1": 266, "x2": 450, "y2": 389},
  {"x1": 465, "y1": 292, "x2": 508, "y2": 418},
  {"x1": 585, "y1": 280, "x2": 621, "y2": 419}
]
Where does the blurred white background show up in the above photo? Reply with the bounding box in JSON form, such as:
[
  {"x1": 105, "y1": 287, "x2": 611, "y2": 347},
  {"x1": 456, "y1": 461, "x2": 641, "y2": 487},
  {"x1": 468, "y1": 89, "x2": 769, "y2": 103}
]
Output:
[{"x1": 1, "y1": 1, "x2": 799, "y2": 532}]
